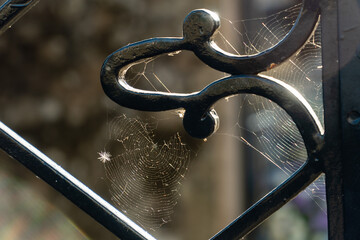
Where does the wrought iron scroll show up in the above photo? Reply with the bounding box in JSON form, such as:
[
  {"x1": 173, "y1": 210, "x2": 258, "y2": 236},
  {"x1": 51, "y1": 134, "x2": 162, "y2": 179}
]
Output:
[
  {"x1": 0, "y1": 0, "x2": 327, "y2": 239},
  {"x1": 100, "y1": 0, "x2": 323, "y2": 239}
]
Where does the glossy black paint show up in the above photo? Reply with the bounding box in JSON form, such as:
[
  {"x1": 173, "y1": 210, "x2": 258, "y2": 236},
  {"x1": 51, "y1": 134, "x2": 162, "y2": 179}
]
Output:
[{"x1": 101, "y1": 0, "x2": 320, "y2": 140}]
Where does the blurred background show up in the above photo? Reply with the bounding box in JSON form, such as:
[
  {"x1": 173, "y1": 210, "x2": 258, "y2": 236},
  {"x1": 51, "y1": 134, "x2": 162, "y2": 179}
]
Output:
[{"x1": 0, "y1": 0, "x2": 327, "y2": 239}]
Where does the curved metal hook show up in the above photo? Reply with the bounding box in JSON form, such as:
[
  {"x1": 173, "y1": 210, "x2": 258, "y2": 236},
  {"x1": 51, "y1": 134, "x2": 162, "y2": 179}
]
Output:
[
  {"x1": 101, "y1": 0, "x2": 320, "y2": 75},
  {"x1": 183, "y1": 0, "x2": 320, "y2": 74},
  {"x1": 102, "y1": 70, "x2": 323, "y2": 153},
  {"x1": 101, "y1": 0, "x2": 321, "y2": 147}
]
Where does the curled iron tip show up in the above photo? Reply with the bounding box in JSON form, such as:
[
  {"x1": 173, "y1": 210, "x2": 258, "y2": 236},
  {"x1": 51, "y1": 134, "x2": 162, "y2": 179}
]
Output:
[{"x1": 100, "y1": 0, "x2": 320, "y2": 141}]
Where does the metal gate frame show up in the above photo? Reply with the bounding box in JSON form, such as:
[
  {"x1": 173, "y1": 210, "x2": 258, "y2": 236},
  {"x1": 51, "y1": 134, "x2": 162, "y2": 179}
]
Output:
[{"x1": 1, "y1": 0, "x2": 359, "y2": 239}]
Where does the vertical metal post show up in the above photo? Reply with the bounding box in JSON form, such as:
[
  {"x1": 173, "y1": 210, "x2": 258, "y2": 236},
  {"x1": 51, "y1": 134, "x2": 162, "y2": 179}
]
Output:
[
  {"x1": 322, "y1": 0, "x2": 360, "y2": 239},
  {"x1": 321, "y1": 0, "x2": 344, "y2": 239},
  {"x1": 338, "y1": 0, "x2": 360, "y2": 239}
]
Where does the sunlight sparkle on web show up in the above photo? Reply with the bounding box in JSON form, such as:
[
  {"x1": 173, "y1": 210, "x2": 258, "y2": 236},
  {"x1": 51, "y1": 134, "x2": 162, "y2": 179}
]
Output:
[
  {"x1": 98, "y1": 151, "x2": 112, "y2": 163},
  {"x1": 213, "y1": 4, "x2": 326, "y2": 211},
  {"x1": 100, "y1": 115, "x2": 191, "y2": 230}
]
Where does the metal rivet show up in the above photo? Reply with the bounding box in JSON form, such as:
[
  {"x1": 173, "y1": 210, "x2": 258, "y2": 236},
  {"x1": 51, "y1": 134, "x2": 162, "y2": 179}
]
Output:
[{"x1": 347, "y1": 111, "x2": 360, "y2": 126}]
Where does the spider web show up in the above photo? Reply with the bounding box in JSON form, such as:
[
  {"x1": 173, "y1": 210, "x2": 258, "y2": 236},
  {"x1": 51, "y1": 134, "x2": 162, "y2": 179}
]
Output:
[
  {"x1": 214, "y1": 3, "x2": 326, "y2": 207},
  {"x1": 100, "y1": 115, "x2": 191, "y2": 231},
  {"x1": 99, "y1": 2, "x2": 326, "y2": 232}
]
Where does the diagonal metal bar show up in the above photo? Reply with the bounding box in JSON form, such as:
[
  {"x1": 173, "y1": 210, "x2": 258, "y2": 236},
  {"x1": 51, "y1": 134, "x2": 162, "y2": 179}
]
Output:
[
  {"x1": 0, "y1": 121, "x2": 156, "y2": 240},
  {"x1": 211, "y1": 158, "x2": 322, "y2": 239},
  {"x1": 0, "y1": 0, "x2": 40, "y2": 35}
]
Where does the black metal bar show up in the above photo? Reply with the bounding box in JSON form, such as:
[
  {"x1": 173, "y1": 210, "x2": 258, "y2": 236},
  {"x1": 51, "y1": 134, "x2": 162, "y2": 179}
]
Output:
[
  {"x1": 320, "y1": 0, "x2": 345, "y2": 239},
  {"x1": 211, "y1": 159, "x2": 322, "y2": 239},
  {"x1": 338, "y1": 0, "x2": 360, "y2": 239},
  {"x1": 0, "y1": 0, "x2": 40, "y2": 35},
  {"x1": 0, "y1": 1, "x2": 155, "y2": 239},
  {"x1": 0, "y1": 121, "x2": 156, "y2": 240}
]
